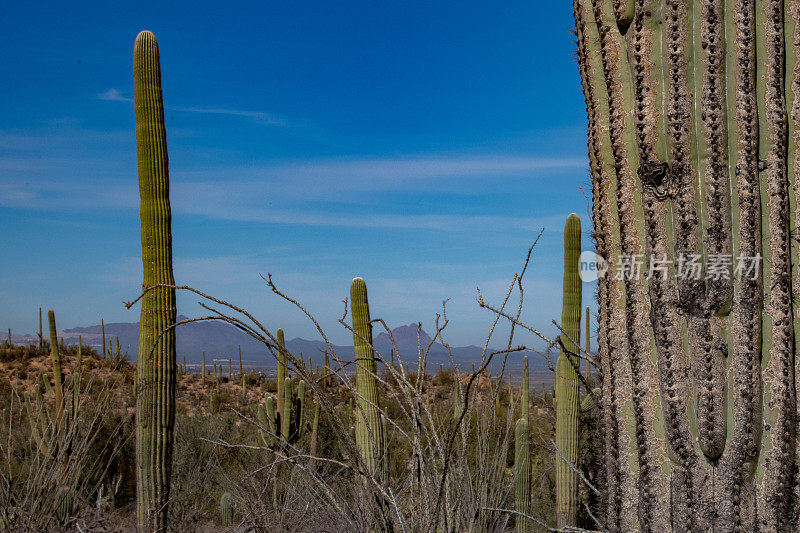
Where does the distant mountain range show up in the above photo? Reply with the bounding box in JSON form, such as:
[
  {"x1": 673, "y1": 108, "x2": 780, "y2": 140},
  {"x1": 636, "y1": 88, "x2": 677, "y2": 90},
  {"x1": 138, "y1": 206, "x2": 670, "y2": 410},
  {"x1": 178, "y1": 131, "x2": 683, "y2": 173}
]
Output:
[{"x1": 8, "y1": 317, "x2": 556, "y2": 383}]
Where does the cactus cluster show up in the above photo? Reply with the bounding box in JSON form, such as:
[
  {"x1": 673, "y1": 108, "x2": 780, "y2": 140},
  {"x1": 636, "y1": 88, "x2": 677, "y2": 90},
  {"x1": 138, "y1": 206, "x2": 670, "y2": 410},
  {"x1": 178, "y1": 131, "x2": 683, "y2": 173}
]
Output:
[
  {"x1": 258, "y1": 375, "x2": 307, "y2": 447},
  {"x1": 573, "y1": 0, "x2": 800, "y2": 528}
]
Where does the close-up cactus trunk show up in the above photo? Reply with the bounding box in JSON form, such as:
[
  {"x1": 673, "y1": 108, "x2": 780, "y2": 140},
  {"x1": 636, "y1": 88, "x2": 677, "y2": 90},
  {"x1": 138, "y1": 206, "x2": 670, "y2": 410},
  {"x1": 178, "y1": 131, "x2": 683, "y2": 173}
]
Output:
[
  {"x1": 574, "y1": 0, "x2": 800, "y2": 529},
  {"x1": 350, "y1": 277, "x2": 385, "y2": 481},
  {"x1": 133, "y1": 30, "x2": 177, "y2": 533},
  {"x1": 555, "y1": 213, "x2": 581, "y2": 528}
]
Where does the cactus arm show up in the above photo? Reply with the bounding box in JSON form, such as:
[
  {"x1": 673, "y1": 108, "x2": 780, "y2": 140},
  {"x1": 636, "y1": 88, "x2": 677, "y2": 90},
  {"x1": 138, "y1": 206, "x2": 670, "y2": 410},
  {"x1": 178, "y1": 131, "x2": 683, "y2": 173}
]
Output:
[
  {"x1": 257, "y1": 404, "x2": 272, "y2": 447},
  {"x1": 133, "y1": 30, "x2": 177, "y2": 532},
  {"x1": 265, "y1": 395, "x2": 277, "y2": 439}
]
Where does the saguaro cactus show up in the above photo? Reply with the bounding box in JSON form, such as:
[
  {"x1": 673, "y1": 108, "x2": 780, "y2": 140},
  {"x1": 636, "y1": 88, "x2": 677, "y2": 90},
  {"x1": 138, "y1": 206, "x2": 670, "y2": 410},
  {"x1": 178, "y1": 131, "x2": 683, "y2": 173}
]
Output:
[
  {"x1": 350, "y1": 277, "x2": 385, "y2": 480},
  {"x1": 47, "y1": 310, "x2": 64, "y2": 428},
  {"x1": 574, "y1": 0, "x2": 800, "y2": 529},
  {"x1": 515, "y1": 418, "x2": 531, "y2": 533},
  {"x1": 521, "y1": 356, "x2": 529, "y2": 422},
  {"x1": 220, "y1": 492, "x2": 233, "y2": 527},
  {"x1": 277, "y1": 329, "x2": 286, "y2": 418},
  {"x1": 554, "y1": 214, "x2": 581, "y2": 527},
  {"x1": 133, "y1": 30, "x2": 177, "y2": 532}
]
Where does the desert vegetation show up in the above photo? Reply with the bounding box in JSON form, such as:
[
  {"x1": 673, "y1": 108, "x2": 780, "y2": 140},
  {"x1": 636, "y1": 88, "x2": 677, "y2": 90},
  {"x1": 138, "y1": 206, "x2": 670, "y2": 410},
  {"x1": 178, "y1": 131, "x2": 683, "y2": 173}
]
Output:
[{"x1": 8, "y1": 0, "x2": 800, "y2": 529}]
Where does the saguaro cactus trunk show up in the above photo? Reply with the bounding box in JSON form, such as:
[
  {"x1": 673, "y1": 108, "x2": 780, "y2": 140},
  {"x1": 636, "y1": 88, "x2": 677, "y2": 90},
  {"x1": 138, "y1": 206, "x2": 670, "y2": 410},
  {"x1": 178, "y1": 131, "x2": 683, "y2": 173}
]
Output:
[
  {"x1": 133, "y1": 30, "x2": 177, "y2": 532},
  {"x1": 515, "y1": 418, "x2": 531, "y2": 533},
  {"x1": 555, "y1": 214, "x2": 582, "y2": 527},
  {"x1": 574, "y1": 0, "x2": 800, "y2": 529},
  {"x1": 350, "y1": 277, "x2": 385, "y2": 480},
  {"x1": 47, "y1": 310, "x2": 64, "y2": 428}
]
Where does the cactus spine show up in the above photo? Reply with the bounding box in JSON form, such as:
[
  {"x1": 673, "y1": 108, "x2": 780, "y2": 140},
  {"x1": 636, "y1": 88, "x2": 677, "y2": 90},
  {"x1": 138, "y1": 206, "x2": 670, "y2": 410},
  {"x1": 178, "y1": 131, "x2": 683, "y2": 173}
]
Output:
[
  {"x1": 350, "y1": 277, "x2": 384, "y2": 481},
  {"x1": 133, "y1": 30, "x2": 177, "y2": 532},
  {"x1": 555, "y1": 214, "x2": 581, "y2": 527},
  {"x1": 514, "y1": 418, "x2": 531, "y2": 532},
  {"x1": 572, "y1": 0, "x2": 800, "y2": 527}
]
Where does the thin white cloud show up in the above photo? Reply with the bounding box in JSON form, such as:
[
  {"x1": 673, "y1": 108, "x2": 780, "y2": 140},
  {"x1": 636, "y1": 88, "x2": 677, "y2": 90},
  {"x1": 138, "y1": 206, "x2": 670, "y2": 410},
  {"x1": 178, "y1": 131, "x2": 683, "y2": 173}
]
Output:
[
  {"x1": 171, "y1": 106, "x2": 285, "y2": 125},
  {"x1": 97, "y1": 89, "x2": 285, "y2": 125},
  {"x1": 98, "y1": 88, "x2": 133, "y2": 102}
]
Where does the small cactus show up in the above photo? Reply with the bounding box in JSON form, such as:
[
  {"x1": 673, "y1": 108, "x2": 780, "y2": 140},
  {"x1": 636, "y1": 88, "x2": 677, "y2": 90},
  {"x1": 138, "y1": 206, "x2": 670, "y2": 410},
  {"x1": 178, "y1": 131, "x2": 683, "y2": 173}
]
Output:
[{"x1": 220, "y1": 492, "x2": 233, "y2": 527}]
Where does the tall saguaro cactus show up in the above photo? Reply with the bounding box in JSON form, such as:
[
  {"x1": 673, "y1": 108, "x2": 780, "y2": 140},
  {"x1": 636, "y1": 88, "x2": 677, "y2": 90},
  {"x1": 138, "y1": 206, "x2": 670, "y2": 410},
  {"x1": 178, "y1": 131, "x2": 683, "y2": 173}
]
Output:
[
  {"x1": 573, "y1": 0, "x2": 800, "y2": 529},
  {"x1": 47, "y1": 310, "x2": 64, "y2": 428},
  {"x1": 514, "y1": 418, "x2": 531, "y2": 533},
  {"x1": 350, "y1": 277, "x2": 385, "y2": 480},
  {"x1": 133, "y1": 30, "x2": 177, "y2": 532},
  {"x1": 555, "y1": 214, "x2": 581, "y2": 527},
  {"x1": 277, "y1": 329, "x2": 286, "y2": 419}
]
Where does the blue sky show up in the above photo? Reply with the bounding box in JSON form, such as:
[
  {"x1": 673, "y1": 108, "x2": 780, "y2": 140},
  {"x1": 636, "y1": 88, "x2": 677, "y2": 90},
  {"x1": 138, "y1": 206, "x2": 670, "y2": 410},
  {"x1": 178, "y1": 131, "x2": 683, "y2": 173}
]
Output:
[{"x1": 0, "y1": 1, "x2": 596, "y2": 348}]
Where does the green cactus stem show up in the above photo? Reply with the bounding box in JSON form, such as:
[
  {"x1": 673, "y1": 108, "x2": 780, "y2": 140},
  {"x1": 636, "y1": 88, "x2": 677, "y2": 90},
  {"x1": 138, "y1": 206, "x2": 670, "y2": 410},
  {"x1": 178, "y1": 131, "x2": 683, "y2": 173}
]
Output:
[
  {"x1": 555, "y1": 214, "x2": 581, "y2": 527},
  {"x1": 310, "y1": 400, "x2": 320, "y2": 456},
  {"x1": 220, "y1": 492, "x2": 233, "y2": 527},
  {"x1": 281, "y1": 377, "x2": 292, "y2": 442},
  {"x1": 257, "y1": 403, "x2": 272, "y2": 447},
  {"x1": 73, "y1": 336, "x2": 82, "y2": 420},
  {"x1": 228, "y1": 358, "x2": 232, "y2": 380},
  {"x1": 515, "y1": 418, "x2": 531, "y2": 533},
  {"x1": 47, "y1": 310, "x2": 64, "y2": 428},
  {"x1": 323, "y1": 351, "x2": 330, "y2": 388},
  {"x1": 351, "y1": 277, "x2": 384, "y2": 481},
  {"x1": 277, "y1": 329, "x2": 286, "y2": 419},
  {"x1": 297, "y1": 380, "x2": 306, "y2": 433},
  {"x1": 521, "y1": 356, "x2": 529, "y2": 423},
  {"x1": 39, "y1": 307, "x2": 43, "y2": 349},
  {"x1": 133, "y1": 30, "x2": 177, "y2": 532},
  {"x1": 584, "y1": 307, "x2": 591, "y2": 379}
]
